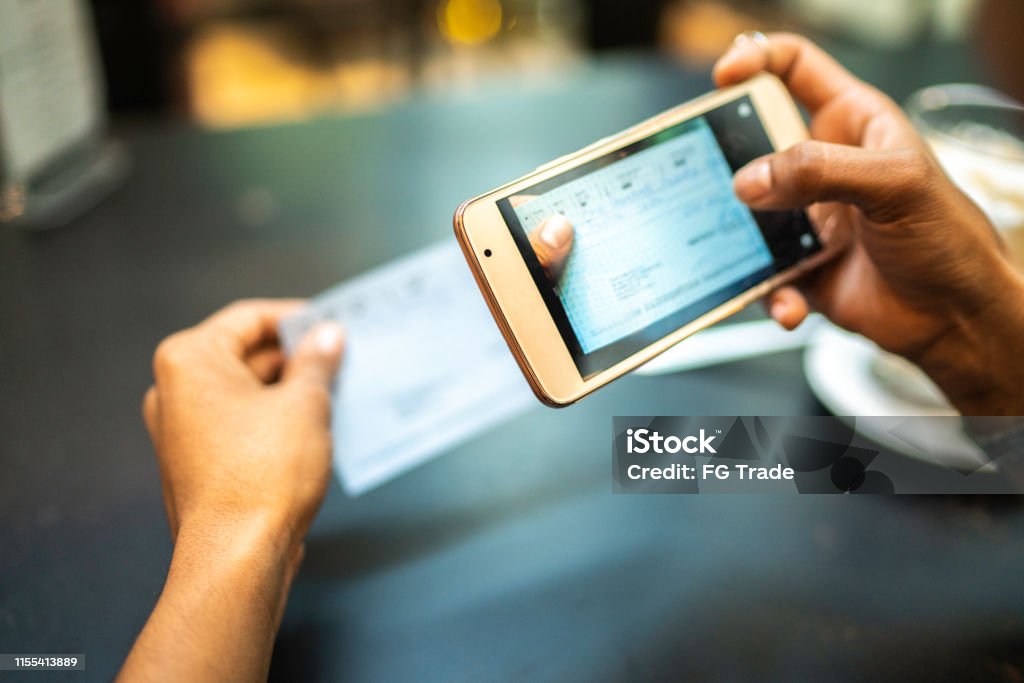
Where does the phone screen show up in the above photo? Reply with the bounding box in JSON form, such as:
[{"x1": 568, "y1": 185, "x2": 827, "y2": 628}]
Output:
[{"x1": 497, "y1": 95, "x2": 820, "y2": 379}]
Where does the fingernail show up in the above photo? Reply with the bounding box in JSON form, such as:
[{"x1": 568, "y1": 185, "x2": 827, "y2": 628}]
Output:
[
  {"x1": 312, "y1": 322, "x2": 345, "y2": 354},
  {"x1": 770, "y1": 300, "x2": 787, "y2": 322},
  {"x1": 734, "y1": 159, "x2": 773, "y2": 201},
  {"x1": 541, "y1": 214, "x2": 572, "y2": 249}
]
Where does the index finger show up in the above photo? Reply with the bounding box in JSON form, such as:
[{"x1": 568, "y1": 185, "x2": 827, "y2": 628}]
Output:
[
  {"x1": 200, "y1": 298, "x2": 305, "y2": 357},
  {"x1": 713, "y1": 32, "x2": 884, "y2": 115}
]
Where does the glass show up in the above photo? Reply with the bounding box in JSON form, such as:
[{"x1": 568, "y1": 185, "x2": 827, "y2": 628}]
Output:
[{"x1": 907, "y1": 83, "x2": 1024, "y2": 264}]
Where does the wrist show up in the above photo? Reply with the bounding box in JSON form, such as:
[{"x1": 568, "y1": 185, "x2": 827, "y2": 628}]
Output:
[
  {"x1": 916, "y1": 265, "x2": 1024, "y2": 416},
  {"x1": 126, "y1": 509, "x2": 303, "y2": 683},
  {"x1": 174, "y1": 509, "x2": 304, "y2": 584},
  {"x1": 180, "y1": 492, "x2": 313, "y2": 552}
]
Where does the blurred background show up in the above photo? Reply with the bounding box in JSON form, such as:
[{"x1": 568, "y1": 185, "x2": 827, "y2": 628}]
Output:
[
  {"x1": 5, "y1": 0, "x2": 1024, "y2": 230},
  {"x1": 80, "y1": 0, "x2": 1023, "y2": 127},
  {"x1": 4, "y1": 3, "x2": 1024, "y2": 679}
]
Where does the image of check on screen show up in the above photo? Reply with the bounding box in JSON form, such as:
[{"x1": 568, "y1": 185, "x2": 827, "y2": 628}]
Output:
[{"x1": 456, "y1": 73, "x2": 830, "y2": 405}]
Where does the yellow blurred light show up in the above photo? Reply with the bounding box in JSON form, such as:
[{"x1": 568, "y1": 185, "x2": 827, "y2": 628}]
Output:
[{"x1": 438, "y1": 0, "x2": 503, "y2": 45}]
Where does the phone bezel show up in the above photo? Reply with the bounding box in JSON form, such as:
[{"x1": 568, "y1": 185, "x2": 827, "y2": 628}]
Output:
[{"x1": 454, "y1": 73, "x2": 837, "y2": 407}]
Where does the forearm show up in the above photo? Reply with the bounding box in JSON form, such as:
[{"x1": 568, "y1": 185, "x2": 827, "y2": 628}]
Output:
[
  {"x1": 118, "y1": 517, "x2": 301, "y2": 683},
  {"x1": 917, "y1": 265, "x2": 1024, "y2": 416}
]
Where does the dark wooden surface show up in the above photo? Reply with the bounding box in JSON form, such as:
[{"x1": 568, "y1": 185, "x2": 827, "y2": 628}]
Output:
[{"x1": 2, "y1": 50, "x2": 1022, "y2": 682}]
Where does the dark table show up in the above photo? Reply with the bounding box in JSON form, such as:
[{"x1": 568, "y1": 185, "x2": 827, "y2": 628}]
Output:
[{"x1": 3, "y1": 48, "x2": 1023, "y2": 682}]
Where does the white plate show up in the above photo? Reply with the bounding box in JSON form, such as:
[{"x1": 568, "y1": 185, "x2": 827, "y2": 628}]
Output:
[{"x1": 802, "y1": 322, "x2": 989, "y2": 470}]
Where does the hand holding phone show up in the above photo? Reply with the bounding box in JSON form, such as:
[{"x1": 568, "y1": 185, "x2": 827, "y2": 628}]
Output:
[
  {"x1": 456, "y1": 73, "x2": 834, "y2": 405},
  {"x1": 716, "y1": 34, "x2": 1024, "y2": 417}
]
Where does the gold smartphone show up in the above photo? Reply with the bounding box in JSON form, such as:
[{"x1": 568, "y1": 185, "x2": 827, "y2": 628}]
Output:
[{"x1": 454, "y1": 73, "x2": 834, "y2": 407}]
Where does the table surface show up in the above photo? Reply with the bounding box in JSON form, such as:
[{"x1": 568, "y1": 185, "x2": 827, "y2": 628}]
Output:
[{"x1": 3, "y1": 47, "x2": 1023, "y2": 682}]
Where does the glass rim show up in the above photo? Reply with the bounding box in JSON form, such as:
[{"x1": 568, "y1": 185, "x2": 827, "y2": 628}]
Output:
[{"x1": 905, "y1": 83, "x2": 1024, "y2": 162}]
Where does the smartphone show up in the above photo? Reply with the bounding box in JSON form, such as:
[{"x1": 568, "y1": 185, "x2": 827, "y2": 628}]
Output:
[{"x1": 454, "y1": 73, "x2": 834, "y2": 407}]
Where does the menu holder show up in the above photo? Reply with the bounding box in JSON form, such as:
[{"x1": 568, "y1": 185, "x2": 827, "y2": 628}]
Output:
[{"x1": 0, "y1": 0, "x2": 126, "y2": 230}]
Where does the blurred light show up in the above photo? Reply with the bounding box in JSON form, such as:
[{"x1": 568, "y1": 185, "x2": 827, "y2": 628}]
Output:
[
  {"x1": 660, "y1": 0, "x2": 760, "y2": 63},
  {"x1": 0, "y1": 184, "x2": 27, "y2": 222},
  {"x1": 185, "y1": 23, "x2": 409, "y2": 128},
  {"x1": 187, "y1": 25, "x2": 320, "y2": 127},
  {"x1": 438, "y1": 0, "x2": 503, "y2": 46}
]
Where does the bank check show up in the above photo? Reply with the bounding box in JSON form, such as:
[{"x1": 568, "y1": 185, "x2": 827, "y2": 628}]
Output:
[{"x1": 280, "y1": 241, "x2": 536, "y2": 495}]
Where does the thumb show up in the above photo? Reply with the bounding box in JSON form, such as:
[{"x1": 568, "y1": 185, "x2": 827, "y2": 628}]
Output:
[
  {"x1": 282, "y1": 322, "x2": 345, "y2": 394},
  {"x1": 528, "y1": 214, "x2": 575, "y2": 281},
  {"x1": 733, "y1": 141, "x2": 937, "y2": 224}
]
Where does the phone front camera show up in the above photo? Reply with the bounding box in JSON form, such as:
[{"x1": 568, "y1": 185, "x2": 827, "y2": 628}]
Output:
[{"x1": 484, "y1": 249, "x2": 493, "y2": 257}]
